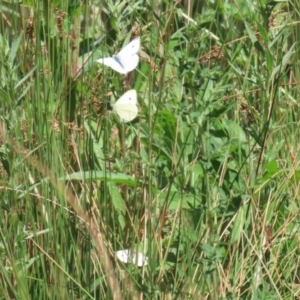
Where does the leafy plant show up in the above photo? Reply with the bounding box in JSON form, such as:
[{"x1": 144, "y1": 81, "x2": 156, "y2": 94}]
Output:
[{"x1": 0, "y1": 0, "x2": 300, "y2": 299}]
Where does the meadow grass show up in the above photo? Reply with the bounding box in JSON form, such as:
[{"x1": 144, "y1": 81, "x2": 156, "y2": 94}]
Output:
[{"x1": 0, "y1": 0, "x2": 300, "y2": 299}]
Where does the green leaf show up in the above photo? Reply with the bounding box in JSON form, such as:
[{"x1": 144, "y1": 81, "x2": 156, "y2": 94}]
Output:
[
  {"x1": 9, "y1": 31, "x2": 23, "y2": 64},
  {"x1": 108, "y1": 183, "x2": 126, "y2": 230},
  {"x1": 266, "y1": 160, "x2": 278, "y2": 174}
]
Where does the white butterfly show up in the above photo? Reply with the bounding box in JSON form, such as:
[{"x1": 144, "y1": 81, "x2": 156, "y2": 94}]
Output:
[
  {"x1": 97, "y1": 37, "x2": 140, "y2": 74},
  {"x1": 113, "y1": 90, "x2": 138, "y2": 122},
  {"x1": 116, "y1": 249, "x2": 148, "y2": 267}
]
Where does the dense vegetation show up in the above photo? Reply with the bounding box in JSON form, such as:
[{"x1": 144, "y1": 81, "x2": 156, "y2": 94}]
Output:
[{"x1": 0, "y1": 0, "x2": 300, "y2": 299}]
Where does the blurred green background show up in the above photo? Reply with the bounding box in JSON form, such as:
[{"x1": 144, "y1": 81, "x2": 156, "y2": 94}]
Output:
[{"x1": 0, "y1": 0, "x2": 299, "y2": 299}]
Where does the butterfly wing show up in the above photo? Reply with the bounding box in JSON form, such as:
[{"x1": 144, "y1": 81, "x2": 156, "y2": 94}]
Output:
[
  {"x1": 133, "y1": 252, "x2": 148, "y2": 267},
  {"x1": 113, "y1": 90, "x2": 138, "y2": 122},
  {"x1": 114, "y1": 90, "x2": 137, "y2": 105},
  {"x1": 116, "y1": 249, "x2": 148, "y2": 266},
  {"x1": 96, "y1": 37, "x2": 140, "y2": 74},
  {"x1": 96, "y1": 57, "x2": 128, "y2": 74},
  {"x1": 115, "y1": 37, "x2": 140, "y2": 73},
  {"x1": 114, "y1": 54, "x2": 139, "y2": 74},
  {"x1": 117, "y1": 36, "x2": 140, "y2": 57},
  {"x1": 116, "y1": 250, "x2": 131, "y2": 263},
  {"x1": 114, "y1": 104, "x2": 138, "y2": 122}
]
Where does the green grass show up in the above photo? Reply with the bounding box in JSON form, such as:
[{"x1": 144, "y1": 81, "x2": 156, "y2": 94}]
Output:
[{"x1": 0, "y1": 0, "x2": 300, "y2": 299}]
